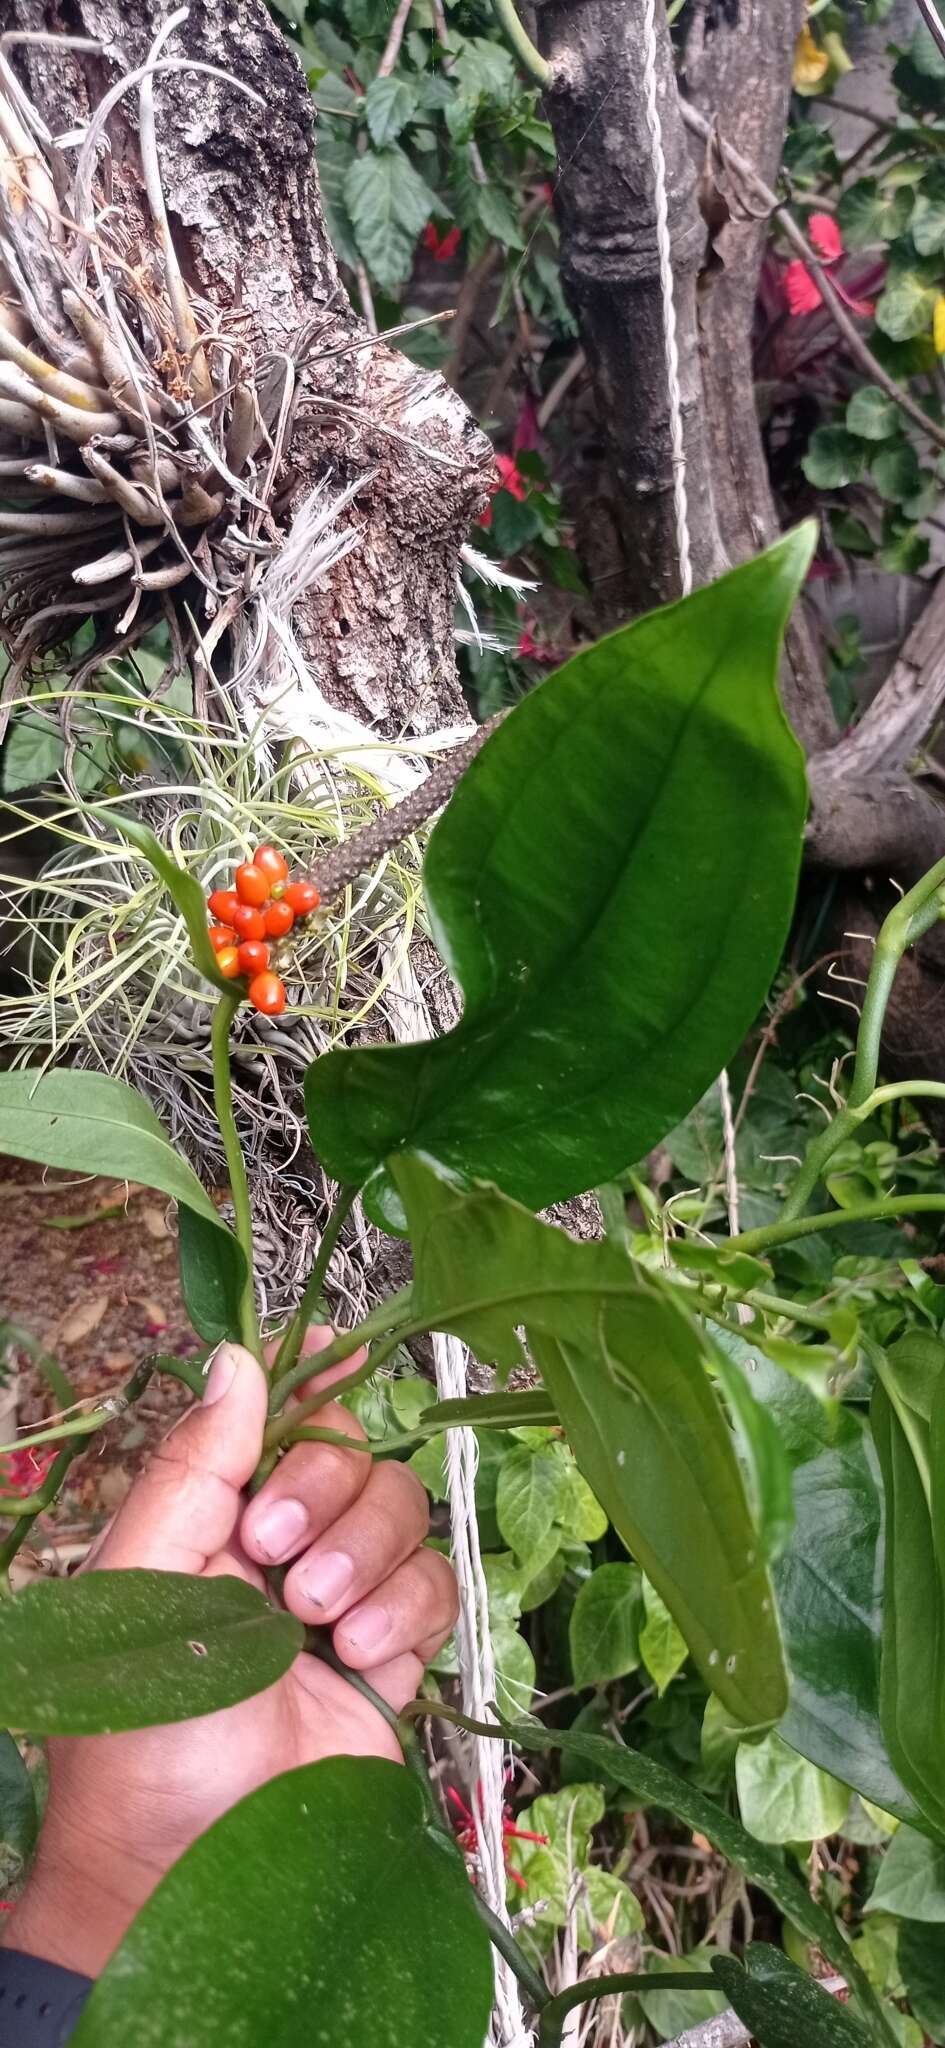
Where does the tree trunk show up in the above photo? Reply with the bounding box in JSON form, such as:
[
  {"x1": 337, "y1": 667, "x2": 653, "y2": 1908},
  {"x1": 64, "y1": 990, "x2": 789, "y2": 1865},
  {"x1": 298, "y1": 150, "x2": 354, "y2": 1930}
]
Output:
[{"x1": 535, "y1": 0, "x2": 727, "y2": 611}]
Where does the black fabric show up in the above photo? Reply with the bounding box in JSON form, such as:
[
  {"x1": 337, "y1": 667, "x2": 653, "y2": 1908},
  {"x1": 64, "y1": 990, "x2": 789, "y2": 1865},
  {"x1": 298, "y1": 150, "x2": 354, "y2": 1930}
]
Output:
[{"x1": 0, "y1": 1951, "x2": 91, "y2": 2046}]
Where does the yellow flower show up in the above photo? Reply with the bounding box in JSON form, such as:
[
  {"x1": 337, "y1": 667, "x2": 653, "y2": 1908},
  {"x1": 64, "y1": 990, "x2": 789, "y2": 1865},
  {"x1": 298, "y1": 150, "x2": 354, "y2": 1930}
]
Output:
[
  {"x1": 793, "y1": 24, "x2": 830, "y2": 89},
  {"x1": 934, "y1": 294, "x2": 945, "y2": 357}
]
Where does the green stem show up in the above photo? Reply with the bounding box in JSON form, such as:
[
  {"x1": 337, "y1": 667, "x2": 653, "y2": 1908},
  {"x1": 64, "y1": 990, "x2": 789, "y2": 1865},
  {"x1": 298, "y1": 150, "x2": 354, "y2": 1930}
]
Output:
[
  {"x1": 730, "y1": 1194, "x2": 945, "y2": 1259},
  {"x1": 781, "y1": 1078, "x2": 945, "y2": 1225},
  {"x1": 211, "y1": 993, "x2": 262, "y2": 1362},
  {"x1": 273, "y1": 1184, "x2": 357, "y2": 1381},
  {"x1": 0, "y1": 1323, "x2": 75, "y2": 1410},
  {"x1": 0, "y1": 1441, "x2": 82, "y2": 1592},
  {"x1": 538, "y1": 1975, "x2": 716, "y2": 2048},
  {"x1": 263, "y1": 1328, "x2": 421, "y2": 1450},
  {"x1": 267, "y1": 1287, "x2": 414, "y2": 1414},
  {"x1": 491, "y1": 0, "x2": 550, "y2": 83}
]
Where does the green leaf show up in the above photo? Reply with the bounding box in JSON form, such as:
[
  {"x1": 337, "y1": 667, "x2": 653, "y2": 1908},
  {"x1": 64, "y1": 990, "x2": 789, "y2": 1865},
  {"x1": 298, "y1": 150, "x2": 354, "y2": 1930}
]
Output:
[
  {"x1": 898, "y1": 1920, "x2": 945, "y2": 2037},
  {"x1": 569, "y1": 1563, "x2": 642, "y2": 1689},
  {"x1": 94, "y1": 809, "x2": 230, "y2": 993},
  {"x1": 0, "y1": 1572, "x2": 302, "y2": 1734},
  {"x1": 0, "y1": 1733, "x2": 37, "y2": 1892},
  {"x1": 394, "y1": 1158, "x2": 788, "y2": 1728},
  {"x1": 637, "y1": 1953, "x2": 728, "y2": 2038},
  {"x1": 838, "y1": 178, "x2": 914, "y2": 250},
  {"x1": 875, "y1": 266, "x2": 940, "y2": 342},
  {"x1": 452, "y1": 36, "x2": 517, "y2": 103},
  {"x1": 713, "y1": 1342, "x2": 795, "y2": 1564},
  {"x1": 345, "y1": 146, "x2": 438, "y2": 291},
  {"x1": 504, "y1": 1782, "x2": 642, "y2": 1949},
  {"x1": 639, "y1": 1574, "x2": 689, "y2": 1694},
  {"x1": 364, "y1": 74, "x2": 417, "y2": 146},
  {"x1": 176, "y1": 1203, "x2": 245, "y2": 1346},
  {"x1": 876, "y1": 525, "x2": 930, "y2": 576},
  {"x1": 712, "y1": 1947, "x2": 871, "y2": 2048},
  {"x1": 553, "y1": 1456, "x2": 608, "y2": 1541},
  {"x1": 667, "y1": 1240, "x2": 773, "y2": 1292},
  {"x1": 866, "y1": 1825, "x2": 945, "y2": 1921},
  {"x1": 873, "y1": 1384, "x2": 945, "y2": 1839},
  {"x1": 73, "y1": 1759, "x2": 492, "y2": 2047},
  {"x1": 736, "y1": 1728, "x2": 849, "y2": 1845},
  {"x1": 496, "y1": 1446, "x2": 565, "y2": 1555},
  {"x1": 872, "y1": 443, "x2": 922, "y2": 503},
  {"x1": 306, "y1": 531, "x2": 812, "y2": 1214},
  {"x1": 910, "y1": 188, "x2": 945, "y2": 258},
  {"x1": 421, "y1": 1389, "x2": 559, "y2": 1431},
  {"x1": 802, "y1": 426, "x2": 867, "y2": 490},
  {"x1": 845, "y1": 385, "x2": 901, "y2": 441},
  {"x1": 476, "y1": 183, "x2": 525, "y2": 249},
  {"x1": 505, "y1": 1721, "x2": 887, "y2": 2039}
]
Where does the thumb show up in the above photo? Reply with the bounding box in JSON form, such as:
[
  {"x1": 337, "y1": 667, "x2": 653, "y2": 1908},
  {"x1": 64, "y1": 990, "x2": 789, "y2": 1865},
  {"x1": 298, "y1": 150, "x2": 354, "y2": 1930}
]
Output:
[{"x1": 94, "y1": 1344, "x2": 269, "y2": 1576}]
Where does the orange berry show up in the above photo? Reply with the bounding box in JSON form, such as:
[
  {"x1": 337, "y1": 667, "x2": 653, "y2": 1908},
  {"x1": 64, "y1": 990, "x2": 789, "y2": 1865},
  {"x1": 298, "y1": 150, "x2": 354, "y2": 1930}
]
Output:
[
  {"x1": 237, "y1": 939, "x2": 270, "y2": 975},
  {"x1": 283, "y1": 880, "x2": 320, "y2": 916},
  {"x1": 248, "y1": 970, "x2": 286, "y2": 1016},
  {"x1": 235, "y1": 862, "x2": 270, "y2": 908},
  {"x1": 264, "y1": 899, "x2": 294, "y2": 938},
  {"x1": 216, "y1": 946, "x2": 242, "y2": 980},
  {"x1": 209, "y1": 924, "x2": 236, "y2": 953},
  {"x1": 208, "y1": 888, "x2": 240, "y2": 925},
  {"x1": 253, "y1": 845, "x2": 289, "y2": 884},
  {"x1": 233, "y1": 903, "x2": 267, "y2": 941}
]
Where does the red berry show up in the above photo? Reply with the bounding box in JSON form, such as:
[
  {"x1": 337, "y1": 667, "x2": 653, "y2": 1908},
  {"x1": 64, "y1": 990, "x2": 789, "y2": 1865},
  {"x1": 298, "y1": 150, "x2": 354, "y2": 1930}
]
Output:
[
  {"x1": 237, "y1": 939, "x2": 270, "y2": 975},
  {"x1": 248, "y1": 971, "x2": 286, "y2": 1016},
  {"x1": 216, "y1": 946, "x2": 242, "y2": 980},
  {"x1": 253, "y1": 845, "x2": 289, "y2": 884},
  {"x1": 283, "y1": 880, "x2": 320, "y2": 916},
  {"x1": 264, "y1": 899, "x2": 294, "y2": 938},
  {"x1": 235, "y1": 862, "x2": 270, "y2": 907},
  {"x1": 233, "y1": 903, "x2": 267, "y2": 941},
  {"x1": 209, "y1": 924, "x2": 236, "y2": 953},
  {"x1": 208, "y1": 888, "x2": 240, "y2": 925}
]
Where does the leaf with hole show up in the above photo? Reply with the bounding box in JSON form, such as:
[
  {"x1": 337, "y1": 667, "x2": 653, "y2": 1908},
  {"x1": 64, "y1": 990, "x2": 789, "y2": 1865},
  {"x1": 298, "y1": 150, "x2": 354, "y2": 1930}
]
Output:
[
  {"x1": 306, "y1": 531, "x2": 812, "y2": 1216},
  {"x1": 0, "y1": 1572, "x2": 302, "y2": 1734},
  {"x1": 73, "y1": 1759, "x2": 492, "y2": 2048}
]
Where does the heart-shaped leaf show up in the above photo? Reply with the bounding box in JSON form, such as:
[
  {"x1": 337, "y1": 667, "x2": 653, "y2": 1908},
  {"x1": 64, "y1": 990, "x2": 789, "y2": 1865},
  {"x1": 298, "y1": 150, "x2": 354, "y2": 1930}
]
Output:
[
  {"x1": 73, "y1": 1759, "x2": 493, "y2": 2048},
  {"x1": 0, "y1": 1572, "x2": 302, "y2": 1734},
  {"x1": 0, "y1": 1068, "x2": 244, "y2": 1344},
  {"x1": 394, "y1": 1153, "x2": 787, "y2": 1728},
  {"x1": 306, "y1": 529, "x2": 812, "y2": 1214}
]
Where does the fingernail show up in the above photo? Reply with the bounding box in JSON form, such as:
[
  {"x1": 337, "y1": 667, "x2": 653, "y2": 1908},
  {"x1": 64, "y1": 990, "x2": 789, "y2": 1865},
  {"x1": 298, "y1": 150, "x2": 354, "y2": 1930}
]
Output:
[
  {"x1": 341, "y1": 1603, "x2": 390, "y2": 1656},
  {"x1": 298, "y1": 1550, "x2": 354, "y2": 1611},
  {"x1": 251, "y1": 1497, "x2": 308, "y2": 1563},
  {"x1": 202, "y1": 1345, "x2": 238, "y2": 1406}
]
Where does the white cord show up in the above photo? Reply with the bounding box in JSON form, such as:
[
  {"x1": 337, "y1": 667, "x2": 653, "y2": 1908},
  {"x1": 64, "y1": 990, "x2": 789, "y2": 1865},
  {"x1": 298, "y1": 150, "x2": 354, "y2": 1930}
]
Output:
[{"x1": 640, "y1": 0, "x2": 692, "y2": 597}]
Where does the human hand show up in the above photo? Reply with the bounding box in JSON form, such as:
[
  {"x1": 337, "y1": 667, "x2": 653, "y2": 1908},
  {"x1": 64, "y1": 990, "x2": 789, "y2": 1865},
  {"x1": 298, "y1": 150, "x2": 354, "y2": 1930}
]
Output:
[{"x1": 5, "y1": 1333, "x2": 456, "y2": 1977}]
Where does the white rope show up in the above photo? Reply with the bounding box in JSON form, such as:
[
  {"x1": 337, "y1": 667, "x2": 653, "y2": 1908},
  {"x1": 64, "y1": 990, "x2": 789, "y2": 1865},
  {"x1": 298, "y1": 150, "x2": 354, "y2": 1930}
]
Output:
[{"x1": 640, "y1": 0, "x2": 692, "y2": 598}]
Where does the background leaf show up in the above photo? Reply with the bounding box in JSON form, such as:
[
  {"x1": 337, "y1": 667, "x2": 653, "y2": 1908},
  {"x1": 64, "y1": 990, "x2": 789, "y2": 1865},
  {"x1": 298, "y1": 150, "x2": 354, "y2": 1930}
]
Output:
[
  {"x1": 897, "y1": 1920, "x2": 945, "y2": 2037},
  {"x1": 735, "y1": 1729, "x2": 849, "y2": 1845},
  {"x1": 306, "y1": 531, "x2": 812, "y2": 1215},
  {"x1": 865, "y1": 1825, "x2": 945, "y2": 1921},
  {"x1": 0, "y1": 1732, "x2": 37, "y2": 1892},
  {"x1": 0, "y1": 1572, "x2": 302, "y2": 1734},
  {"x1": 569, "y1": 1563, "x2": 642, "y2": 1690},
  {"x1": 74, "y1": 1759, "x2": 493, "y2": 2048},
  {"x1": 639, "y1": 1574, "x2": 688, "y2": 1694}
]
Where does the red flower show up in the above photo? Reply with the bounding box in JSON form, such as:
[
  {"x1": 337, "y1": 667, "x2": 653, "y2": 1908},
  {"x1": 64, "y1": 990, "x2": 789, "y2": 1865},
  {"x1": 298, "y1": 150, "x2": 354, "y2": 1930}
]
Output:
[
  {"x1": 809, "y1": 212, "x2": 844, "y2": 262},
  {"x1": 512, "y1": 393, "x2": 540, "y2": 455},
  {"x1": 495, "y1": 453, "x2": 527, "y2": 500},
  {"x1": 0, "y1": 1445, "x2": 56, "y2": 1499},
  {"x1": 784, "y1": 218, "x2": 875, "y2": 321},
  {"x1": 447, "y1": 1783, "x2": 549, "y2": 1892},
  {"x1": 423, "y1": 222, "x2": 461, "y2": 262}
]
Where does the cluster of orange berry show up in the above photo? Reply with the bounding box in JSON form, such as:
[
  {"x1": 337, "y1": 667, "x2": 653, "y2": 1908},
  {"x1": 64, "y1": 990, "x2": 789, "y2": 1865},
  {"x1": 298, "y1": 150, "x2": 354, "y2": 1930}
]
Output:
[{"x1": 207, "y1": 845, "x2": 320, "y2": 1015}]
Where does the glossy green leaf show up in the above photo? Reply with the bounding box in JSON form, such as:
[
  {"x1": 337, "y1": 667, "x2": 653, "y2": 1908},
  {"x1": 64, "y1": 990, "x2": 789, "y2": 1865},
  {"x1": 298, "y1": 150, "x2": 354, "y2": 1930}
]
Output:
[
  {"x1": 667, "y1": 1241, "x2": 773, "y2": 1292},
  {"x1": 421, "y1": 1389, "x2": 559, "y2": 1431},
  {"x1": 713, "y1": 1343, "x2": 795, "y2": 1564},
  {"x1": 306, "y1": 532, "x2": 812, "y2": 1215},
  {"x1": 496, "y1": 1447, "x2": 565, "y2": 1556},
  {"x1": 0, "y1": 1572, "x2": 302, "y2": 1734},
  {"x1": 94, "y1": 809, "x2": 230, "y2": 992},
  {"x1": 505, "y1": 1722, "x2": 889, "y2": 2042},
  {"x1": 0, "y1": 1068, "x2": 245, "y2": 1347},
  {"x1": 898, "y1": 1920, "x2": 945, "y2": 2037},
  {"x1": 73, "y1": 1759, "x2": 492, "y2": 2048},
  {"x1": 395, "y1": 1156, "x2": 786, "y2": 1727},
  {"x1": 736, "y1": 1729, "x2": 849, "y2": 1845},
  {"x1": 711, "y1": 1947, "x2": 871, "y2": 2048},
  {"x1": 569, "y1": 1563, "x2": 642, "y2": 1689},
  {"x1": 873, "y1": 1385, "x2": 945, "y2": 1840},
  {"x1": 0, "y1": 1732, "x2": 37, "y2": 1892},
  {"x1": 639, "y1": 1574, "x2": 688, "y2": 1694},
  {"x1": 866, "y1": 1825, "x2": 945, "y2": 1921}
]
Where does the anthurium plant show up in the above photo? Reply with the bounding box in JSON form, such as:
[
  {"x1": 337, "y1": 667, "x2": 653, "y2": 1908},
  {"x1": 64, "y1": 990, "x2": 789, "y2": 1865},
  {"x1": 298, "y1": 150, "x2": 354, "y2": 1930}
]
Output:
[{"x1": 3, "y1": 524, "x2": 945, "y2": 2046}]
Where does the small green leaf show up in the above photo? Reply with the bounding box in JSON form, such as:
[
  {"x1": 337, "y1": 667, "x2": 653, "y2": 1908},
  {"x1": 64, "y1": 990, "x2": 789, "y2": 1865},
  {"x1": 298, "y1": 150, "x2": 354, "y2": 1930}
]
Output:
[
  {"x1": 345, "y1": 146, "x2": 438, "y2": 291},
  {"x1": 492, "y1": 1621, "x2": 536, "y2": 1718},
  {"x1": 712, "y1": 1947, "x2": 871, "y2": 2048},
  {"x1": 875, "y1": 265, "x2": 940, "y2": 342},
  {"x1": 476, "y1": 183, "x2": 525, "y2": 249},
  {"x1": 712, "y1": 1340, "x2": 795, "y2": 1563},
  {"x1": 0, "y1": 1733, "x2": 37, "y2": 1892},
  {"x1": 872, "y1": 443, "x2": 921, "y2": 503},
  {"x1": 364, "y1": 74, "x2": 417, "y2": 146},
  {"x1": 496, "y1": 1447, "x2": 565, "y2": 1556},
  {"x1": 736, "y1": 1729, "x2": 849, "y2": 1845},
  {"x1": 73, "y1": 1760, "x2": 492, "y2": 2048},
  {"x1": 802, "y1": 426, "x2": 867, "y2": 490},
  {"x1": 637, "y1": 1952, "x2": 728, "y2": 2039},
  {"x1": 898, "y1": 1920, "x2": 945, "y2": 2037},
  {"x1": 307, "y1": 532, "x2": 812, "y2": 1215},
  {"x1": 0, "y1": 1573, "x2": 302, "y2": 1734},
  {"x1": 554, "y1": 1456, "x2": 608, "y2": 1542},
  {"x1": 866, "y1": 1826, "x2": 945, "y2": 1921},
  {"x1": 639, "y1": 1574, "x2": 688, "y2": 1694},
  {"x1": 845, "y1": 385, "x2": 901, "y2": 441},
  {"x1": 569, "y1": 1563, "x2": 642, "y2": 1689},
  {"x1": 666, "y1": 1241, "x2": 773, "y2": 1291},
  {"x1": 838, "y1": 177, "x2": 914, "y2": 250}
]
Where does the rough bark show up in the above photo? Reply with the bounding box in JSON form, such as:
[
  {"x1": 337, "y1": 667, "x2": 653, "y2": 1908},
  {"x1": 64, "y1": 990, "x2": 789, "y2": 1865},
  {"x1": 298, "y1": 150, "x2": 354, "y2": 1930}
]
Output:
[
  {"x1": 683, "y1": 0, "x2": 836, "y2": 753},
  {"x1": 5, "y1": 0, "x2": 491, "y2": 736},
  {"x1": 534, "y1": 0, "x2": 727, "y2": 611}
]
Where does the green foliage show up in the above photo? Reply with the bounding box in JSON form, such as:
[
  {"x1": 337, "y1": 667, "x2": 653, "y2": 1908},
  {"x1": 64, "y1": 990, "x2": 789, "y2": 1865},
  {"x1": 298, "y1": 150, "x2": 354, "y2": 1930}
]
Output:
[
  {"x1": 866, "y1": 1825, "x2": 945, "y2": 1921},
  {"x1": 568, "y1": 1563, "x2": 642, "y2": 1690},
  {"x1": 306, "y1": 533, "x2": 811, "y2": 1215},
  {"x1": 712, "y1": 1947, "x2": 872, "y2": 2048},
  {"x1": 735, "y1": 1728, "x2": 849, "y2": 1846},
  {"x1": 504, "y1": 1783, "x2": 643, "y2": 1952},
  {"x1": 73, "y1": 1761, "x2": 493, "y2": 2047},
  {"x1": 0, "y1": 1734, "x2": 37, "y2": 1894}
]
